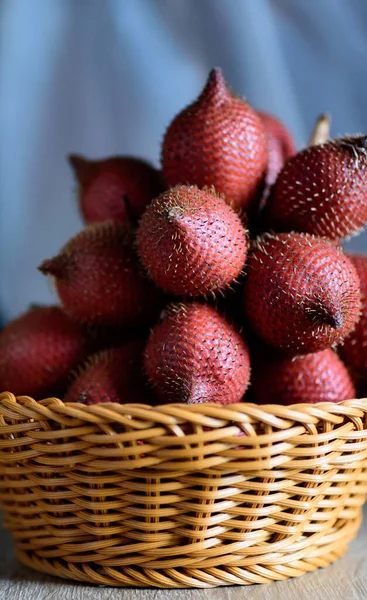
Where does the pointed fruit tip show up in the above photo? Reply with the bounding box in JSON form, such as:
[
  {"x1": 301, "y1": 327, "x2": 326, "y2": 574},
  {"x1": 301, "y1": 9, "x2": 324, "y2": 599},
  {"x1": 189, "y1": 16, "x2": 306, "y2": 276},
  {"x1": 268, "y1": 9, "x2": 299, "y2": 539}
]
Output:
[
  {"x1": 325, "y1": 310, "x2": 344, "y2": 330},
  {"x1": 68, "y1": 154, "x2": 96, "y2": 186},
  {"x1": 208, "y1": 66, "x2": 224, "y2": 82},
  {"x1": 68, "y1": 153, "x2": 87, "y2": 171},
  {"x1": 200, "y1": 67, "x2": 230, "y2": 103},
  {"x1": 208, "y1": 66, "x2": 227, "y2": 86},
  {"x1": 38, "y1": 256, "x2": 65, "y2": 278},
  {"x1": 307, "y1": 302, "x2": 344, "y2": 331},
  {"x1": 165, "y1": 206, "x2": 185, "y2": 221}
]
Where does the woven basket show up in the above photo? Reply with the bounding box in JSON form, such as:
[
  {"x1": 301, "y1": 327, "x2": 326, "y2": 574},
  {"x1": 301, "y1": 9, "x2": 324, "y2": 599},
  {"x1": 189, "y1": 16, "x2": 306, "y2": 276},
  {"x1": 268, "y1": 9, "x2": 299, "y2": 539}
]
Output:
[{"x1": 1, "y1": 392, "x2": 367, "y2": 588}]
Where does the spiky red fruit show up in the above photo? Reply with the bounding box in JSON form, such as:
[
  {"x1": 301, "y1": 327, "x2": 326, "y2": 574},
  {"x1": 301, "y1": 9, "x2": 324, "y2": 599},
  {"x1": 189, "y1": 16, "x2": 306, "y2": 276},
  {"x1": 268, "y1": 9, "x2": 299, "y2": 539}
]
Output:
[
  {"x1": 38, "y1": 221, "x2": 162, "y2": 327},
  {"x1": 340, "y1": 254, "x2": 367, "y2": 381},
  {"x1": 265, "y1": 136, "x2": 367, "y2": 240},
  {"x1": 144, "y1": 302, "x2": 250, "y2": 404},
  {"x1": 137, "y1": 184, "x2": 248, "y2": 296},
  {"x1": 69, "y1": 155, "x2": 163, "y2": 225},
  {"x1": 251, "y1": 348, "x2": 355, "y2": 405},
  {"x1": 258, "y1": 111, "x2": 296, "y2": 188},
  {"x1": 243, "y1": 233, "x2": 361, "y2": 354},
  {"x1": 0, "y1": 306, "x2": 85, "y2": 399},
  {"x1": 64, "y1": 341, "x2": 149, "y2": 405},
  {"x1": 161, "y1": 68, "x2": 268, "y2": 211}
]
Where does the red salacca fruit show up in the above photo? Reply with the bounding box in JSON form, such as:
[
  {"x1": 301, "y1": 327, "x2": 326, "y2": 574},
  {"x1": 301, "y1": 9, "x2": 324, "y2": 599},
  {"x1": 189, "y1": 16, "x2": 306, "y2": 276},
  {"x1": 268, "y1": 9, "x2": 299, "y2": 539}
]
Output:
[
  {"x1": 0, "y1": 306, "x2": 86, "y2": 399},
  {"x1": 265, "y1": 136, "x2": 367, "y2": 240},
  {"x1": 251, "y1": 347, "x2": 355, "y2": 405},
  {"x1": 243, "y1": 232, "x2": 361, "y2": 354},
  {"x1": 258, "y1": 111, "x2": 296, "y2": 188},
  {"x1": 38, "y1": 221, "x2": 162, "y2": 327},
  {"x1": 144, "y1": 302, "x2": 251, "y2": 404},
  {"x1": 137, "y1": 184, "x2": 248, "y2": 297},
  {"x1": 161, "y1": 68, "x2": 268, "y2": 211},
  {"x1": 69, "y1": 155, "x2": 163, "y2": 225},
  {"x1": 340, "y1": 254, "x2": 367, "y2": 382},
  {"x1": 64, "y1": 340, "x2": 150, "y2": 405}
]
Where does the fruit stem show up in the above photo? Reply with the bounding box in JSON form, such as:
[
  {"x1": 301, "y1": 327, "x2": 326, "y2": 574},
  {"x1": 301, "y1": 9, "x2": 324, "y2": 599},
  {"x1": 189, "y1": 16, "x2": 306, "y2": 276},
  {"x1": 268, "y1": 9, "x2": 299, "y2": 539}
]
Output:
[{"x1": 308, "y1": 113, "x2": 331, "y2": 147}]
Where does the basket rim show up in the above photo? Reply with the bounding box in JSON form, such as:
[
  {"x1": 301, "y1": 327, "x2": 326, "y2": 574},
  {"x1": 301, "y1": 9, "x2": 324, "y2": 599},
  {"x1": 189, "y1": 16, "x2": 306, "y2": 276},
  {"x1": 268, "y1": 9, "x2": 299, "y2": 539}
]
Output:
[{"x1": 1, "y1": 391, "x2": 367, "y2": 426}]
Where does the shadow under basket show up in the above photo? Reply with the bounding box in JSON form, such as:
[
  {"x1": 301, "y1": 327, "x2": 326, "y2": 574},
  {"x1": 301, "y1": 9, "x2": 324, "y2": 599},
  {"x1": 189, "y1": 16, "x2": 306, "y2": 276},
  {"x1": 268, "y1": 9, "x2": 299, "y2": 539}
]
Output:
[{"x1": 0, "y1": 393, "x2": 367, "y2": 588}]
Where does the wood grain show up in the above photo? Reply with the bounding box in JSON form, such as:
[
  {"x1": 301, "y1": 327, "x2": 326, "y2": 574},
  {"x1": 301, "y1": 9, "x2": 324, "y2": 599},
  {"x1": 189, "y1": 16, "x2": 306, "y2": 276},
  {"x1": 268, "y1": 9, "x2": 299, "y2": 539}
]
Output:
[{"x1": 0, "y1": 507, "x2": 366, "y2": 600}]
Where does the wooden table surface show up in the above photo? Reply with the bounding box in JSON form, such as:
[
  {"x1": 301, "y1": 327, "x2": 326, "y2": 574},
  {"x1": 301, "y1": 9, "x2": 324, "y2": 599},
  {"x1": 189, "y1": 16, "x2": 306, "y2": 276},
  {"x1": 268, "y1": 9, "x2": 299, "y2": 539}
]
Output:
[{"x1": 0, "y1": 510, "x2": 366, "y2": 600}]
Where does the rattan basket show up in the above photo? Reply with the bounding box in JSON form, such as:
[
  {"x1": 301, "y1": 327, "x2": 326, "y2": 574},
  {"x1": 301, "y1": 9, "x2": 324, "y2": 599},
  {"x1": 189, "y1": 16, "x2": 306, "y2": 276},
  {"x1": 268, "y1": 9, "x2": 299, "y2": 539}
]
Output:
[{"x1": 0, "y1": 391, "x2": 367, "y2": 588}]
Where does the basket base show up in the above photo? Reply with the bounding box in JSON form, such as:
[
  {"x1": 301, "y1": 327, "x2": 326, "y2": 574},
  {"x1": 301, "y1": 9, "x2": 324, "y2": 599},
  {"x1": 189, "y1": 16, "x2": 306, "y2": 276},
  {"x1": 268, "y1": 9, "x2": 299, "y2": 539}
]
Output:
[{"x1": 14, "y1": 515, "x2": 362, "y2": 589}]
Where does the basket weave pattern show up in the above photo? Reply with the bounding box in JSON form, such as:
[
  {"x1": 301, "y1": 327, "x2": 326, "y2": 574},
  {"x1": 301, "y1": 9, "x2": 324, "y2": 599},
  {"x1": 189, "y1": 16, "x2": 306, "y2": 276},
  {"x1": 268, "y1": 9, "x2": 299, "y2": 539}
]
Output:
[{"x1": 0, "y1": 392, "x2": 367, "y2": 588}]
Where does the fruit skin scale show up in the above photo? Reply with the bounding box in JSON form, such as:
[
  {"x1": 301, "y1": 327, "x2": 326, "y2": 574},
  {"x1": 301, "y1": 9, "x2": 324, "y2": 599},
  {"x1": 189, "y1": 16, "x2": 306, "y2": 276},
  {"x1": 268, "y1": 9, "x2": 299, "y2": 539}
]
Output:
[
  {"x1": 136, "y1": 184, "x2": 248, "y2": 297},
  {"x1": 161, "y1": 68, "x2": 268, "y2": 211},
  {"x1": 243, "y1": 232, "x2": 361, "y2": 354}
]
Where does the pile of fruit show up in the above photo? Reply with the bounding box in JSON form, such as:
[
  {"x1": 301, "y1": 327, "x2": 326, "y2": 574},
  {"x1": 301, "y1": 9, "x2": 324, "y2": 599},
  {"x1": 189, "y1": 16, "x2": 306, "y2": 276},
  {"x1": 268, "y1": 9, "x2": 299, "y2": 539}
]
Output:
[{"x1": 1, "y1": 68, "x2": 367, "y2": 407}]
